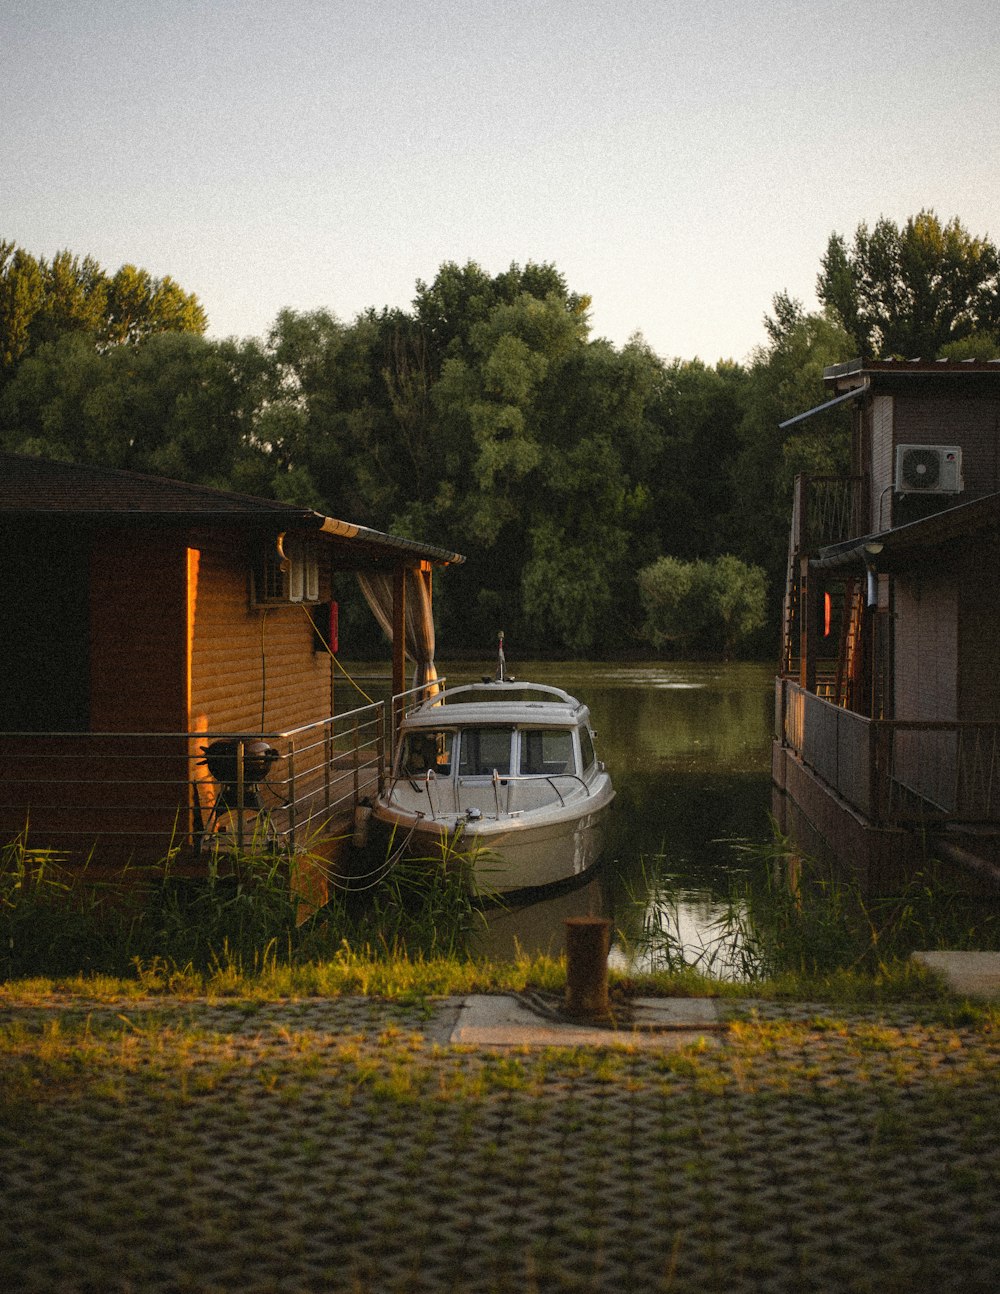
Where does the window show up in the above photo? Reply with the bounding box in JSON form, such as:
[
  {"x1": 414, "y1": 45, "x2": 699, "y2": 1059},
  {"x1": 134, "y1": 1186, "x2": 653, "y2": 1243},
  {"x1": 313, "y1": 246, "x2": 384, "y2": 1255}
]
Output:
[
  {"x1": 459, "y1": 728, "x2": 512, "y2": 777},
  {"x1": 400, "y1": 731, "x2": 453, "y2": 777},
  {"x1": 254, "y1": 534, "x2": 321, "y2": 605},
  {"x1": 579, "y1": 726, "x2": 596, "y2": 771},
  {"x1": 520, "y1": 729, "x2": 574, "y2": 776}
]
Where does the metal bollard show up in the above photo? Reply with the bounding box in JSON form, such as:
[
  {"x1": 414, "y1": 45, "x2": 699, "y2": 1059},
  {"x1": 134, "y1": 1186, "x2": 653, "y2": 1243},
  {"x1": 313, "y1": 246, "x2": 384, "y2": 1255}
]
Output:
[{"x1": 564, "y1": 916, "x2": 611, "y2": 1019}]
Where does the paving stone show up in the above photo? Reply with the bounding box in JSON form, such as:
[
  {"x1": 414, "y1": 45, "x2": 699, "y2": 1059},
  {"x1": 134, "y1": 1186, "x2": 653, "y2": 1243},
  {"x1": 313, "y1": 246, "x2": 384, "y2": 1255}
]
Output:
[{"x1": 2, "y1": 993, "x2": 1000, "y2": 1291}]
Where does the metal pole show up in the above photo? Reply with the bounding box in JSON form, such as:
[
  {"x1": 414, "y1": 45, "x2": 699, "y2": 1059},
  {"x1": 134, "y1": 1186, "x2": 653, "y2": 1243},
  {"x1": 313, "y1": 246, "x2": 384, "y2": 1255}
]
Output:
[
  {"x1": 287, "y1": 738, "x2": 297, "y2": 854},
  {"x1": 236, "y1": 741, "x2": 245, "y2": 853}
]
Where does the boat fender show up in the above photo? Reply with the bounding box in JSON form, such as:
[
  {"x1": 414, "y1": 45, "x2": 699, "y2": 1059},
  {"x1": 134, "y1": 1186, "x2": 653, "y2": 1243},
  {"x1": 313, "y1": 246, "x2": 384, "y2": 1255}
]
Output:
[{"x1": 353, "y1": 803, "x2": 373, "y2": 848}]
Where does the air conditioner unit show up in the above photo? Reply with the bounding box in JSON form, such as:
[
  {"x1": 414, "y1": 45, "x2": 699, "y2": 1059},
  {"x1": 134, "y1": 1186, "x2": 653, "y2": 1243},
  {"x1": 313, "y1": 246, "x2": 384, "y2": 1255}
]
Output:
[
  {"x1": 894, "y1": 444, "x2": 963, "y2": 494},
  {"x1": 253, "y1": 534, "x2": 320, "y2": 605}
]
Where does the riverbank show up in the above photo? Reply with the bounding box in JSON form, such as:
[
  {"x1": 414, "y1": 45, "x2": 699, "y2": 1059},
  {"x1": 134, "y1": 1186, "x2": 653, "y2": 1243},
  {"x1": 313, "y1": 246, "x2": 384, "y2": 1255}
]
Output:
[{"x1": 3, "y1": 979, "x2": 999, "y2": 1293}]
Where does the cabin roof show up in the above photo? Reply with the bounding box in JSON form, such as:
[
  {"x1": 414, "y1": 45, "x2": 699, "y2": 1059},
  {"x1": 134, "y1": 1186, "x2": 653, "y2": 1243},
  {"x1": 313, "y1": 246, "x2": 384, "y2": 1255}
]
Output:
[
  {"x1": 404, "y1": 684, "x2": 587, "y2": 728},
  {"x1": 812, "y1": 490, "x2": 1000, "y2": 573},
  {"x1": 0, "y1": 452, "x2": 464, "y2": 566},
  {"x1": 823, "y1": 357, "x2": 1000, "y2": 394}
]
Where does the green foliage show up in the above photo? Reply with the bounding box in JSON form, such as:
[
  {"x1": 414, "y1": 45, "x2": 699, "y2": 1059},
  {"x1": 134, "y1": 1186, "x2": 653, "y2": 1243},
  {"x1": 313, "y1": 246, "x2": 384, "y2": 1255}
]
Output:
[
  {"x1": 637, "y1": 554, "x2": 767, "y2": 657},
  {"x1": 4, "y1": 215, "x2": 991, "y2": 658},
  {"x1": 727, "y1": 299, "x2": 854, "y2": 626},
  {"x1": 0, "y1": 829, "x2": 483, "y2": 981},
  {"x1": 817, "y1": 210, "x2": 1000, "y2": 358},
  {"x1": 628, "y1": 838, "x2": 1000, "y2": 986},
  {"x1": 0, "y1": 241, "x2": 206, "y2": 382}
]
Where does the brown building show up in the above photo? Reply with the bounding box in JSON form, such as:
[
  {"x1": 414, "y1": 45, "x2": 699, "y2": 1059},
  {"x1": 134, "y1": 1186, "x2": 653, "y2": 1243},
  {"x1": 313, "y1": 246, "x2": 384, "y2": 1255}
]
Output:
[
  {"x1": 0, "y1": 453, "x2": 462, "y2": 884},
  {"x1": 773, "y1": 359, "x2": 1000, "y2": 893}
]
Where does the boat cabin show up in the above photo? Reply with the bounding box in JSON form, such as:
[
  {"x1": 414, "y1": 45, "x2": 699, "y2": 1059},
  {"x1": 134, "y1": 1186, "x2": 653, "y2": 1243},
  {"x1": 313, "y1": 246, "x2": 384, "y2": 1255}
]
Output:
[{"x1": 391, "y1": 684, "x2": 599, "y2": 820}]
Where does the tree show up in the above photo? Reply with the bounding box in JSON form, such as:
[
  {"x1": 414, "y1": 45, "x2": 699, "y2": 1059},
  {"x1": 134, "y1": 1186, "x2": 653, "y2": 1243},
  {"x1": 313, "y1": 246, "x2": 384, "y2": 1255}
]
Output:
[
  {"x1": 817, "y1": 211, "x2": 1000, "y2": 358},
  {"x1": 0, "y1": 243, "x2": 45, "y2": 373},
  {"x1": 726, "y1": 297, "x2": 853, "y2": 627},
  {"x1": 0, "y1": 329, "x2": 262, "y2": 488},
  {"x1": 637, "y1": 554, "x2": 767, "y2": 658},
  {"x1": 0, "y1": 242, "x2": 207, "y2": 388},
  {"x1": 105, "y1": 264, "x2": 206, "y2": 345}
]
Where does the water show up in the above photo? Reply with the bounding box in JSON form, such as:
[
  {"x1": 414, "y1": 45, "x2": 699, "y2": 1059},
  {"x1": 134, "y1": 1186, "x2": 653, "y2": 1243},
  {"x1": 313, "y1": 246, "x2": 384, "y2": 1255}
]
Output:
[{"x1": 443, "y1": 660, "x2": 776, "y2": 974}]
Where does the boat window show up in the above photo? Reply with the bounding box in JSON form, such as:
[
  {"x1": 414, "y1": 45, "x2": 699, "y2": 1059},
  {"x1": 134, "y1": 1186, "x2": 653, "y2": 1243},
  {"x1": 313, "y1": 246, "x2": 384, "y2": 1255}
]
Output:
[
  {"x1": 400, "y1": 731, "x2": 453, "y2": 777},
  {"x1": 520, "y1": 729, "x2": 574, "y2": 776},
  {"x1": 579, "y1": 726, "x2": 596, "y2": 771},
  {"x1": 458, "y1": 727, "x2": 512, "y2": 777}
]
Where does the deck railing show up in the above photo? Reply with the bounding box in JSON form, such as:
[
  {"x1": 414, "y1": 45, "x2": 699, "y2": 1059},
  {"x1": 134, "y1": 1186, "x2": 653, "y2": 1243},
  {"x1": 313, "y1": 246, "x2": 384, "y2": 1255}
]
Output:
[
  {"x1": 777, "y1": 679, "x2": 1000, "y2": 826},
  {"x1": 0, "y1": 701, "x2": 387, "y2": 864}
]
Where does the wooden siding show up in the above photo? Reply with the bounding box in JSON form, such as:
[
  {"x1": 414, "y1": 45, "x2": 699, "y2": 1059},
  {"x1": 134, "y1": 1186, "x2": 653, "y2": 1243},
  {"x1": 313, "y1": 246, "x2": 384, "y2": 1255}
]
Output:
[
  {"x1": 90, "y1": 529, "x2": 189, "y2": 732},
  {"x1": 893, "y1": 573, "x2": 958, "y2": 722},
  {"x1": 960, "y1": 532, "x2": 1000, "y2": 722},
  {"x1": 893, "y1": 394, "x2": 1000, "y2": 497},
  {"x1": 870, "y1": 395, "x2": 894, "y2": 529},
  {"x1": 188, "y1": 528, "x2": 335, "y2": 737}
]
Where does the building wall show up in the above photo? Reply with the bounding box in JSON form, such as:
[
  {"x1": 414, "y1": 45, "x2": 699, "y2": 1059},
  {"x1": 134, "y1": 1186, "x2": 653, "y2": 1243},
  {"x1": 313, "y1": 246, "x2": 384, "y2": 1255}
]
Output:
[
  {"x1": 90, "y1": 528, "x2": 189, "y2": 732},
  {"x1": 870, "y1": 395, "x2": 894, "y2": 531},
  {"x1": 893, "y1": 394, "x2": 1000, "y2": 498},
  {"x1": 893, "y1": 572, "x2": 958, "y2": 722},
  {"x1": 188, "y1": 527, "x2": 335, "y2": 737},
  {"x1": 959, "y1": 532, "x2": 1000, "y2": 722},
  {"x1": 863, "y1": 390, "x2": 1000, "y2": 530}
]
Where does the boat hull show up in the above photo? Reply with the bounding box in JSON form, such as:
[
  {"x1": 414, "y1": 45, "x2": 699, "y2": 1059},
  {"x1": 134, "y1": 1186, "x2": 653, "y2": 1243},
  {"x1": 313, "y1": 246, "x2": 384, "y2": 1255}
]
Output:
[{"x1": 373, "y1": 786, "x2": 614, "y2": 895}]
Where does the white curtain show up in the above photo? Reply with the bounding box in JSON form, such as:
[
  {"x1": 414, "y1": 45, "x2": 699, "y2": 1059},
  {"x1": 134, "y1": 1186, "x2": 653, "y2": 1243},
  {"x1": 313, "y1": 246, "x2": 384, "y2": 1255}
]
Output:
[{"x1": 356, "y1": 568, "x2": 438, "y2": 691}]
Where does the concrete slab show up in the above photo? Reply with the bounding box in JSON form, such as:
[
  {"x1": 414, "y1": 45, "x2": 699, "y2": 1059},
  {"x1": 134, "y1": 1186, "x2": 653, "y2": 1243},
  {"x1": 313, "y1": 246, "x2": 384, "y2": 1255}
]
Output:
[
  {"x1": 912, "y1": 951, "x2": 1000, "y2": 999},
  {"x1": 449, "y1": 994, "x2": 722, "y2": 1048}
]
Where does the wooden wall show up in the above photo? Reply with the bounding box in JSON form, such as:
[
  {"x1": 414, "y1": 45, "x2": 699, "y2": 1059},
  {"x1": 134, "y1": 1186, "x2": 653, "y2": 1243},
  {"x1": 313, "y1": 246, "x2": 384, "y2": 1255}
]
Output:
[
  {"x1": 90, "y1": 528, "x2": 189, "y2": 732},
  {"x1": 188, "y1": 528, "x2": 335, "y2": 737},
  {"x1": 893, "y1": 571, "x2": 958, "y2": 722},
  {"x1": 893, "y1": 394, "x2": 1000, "y2": 497},
  {"x1": 959, "y1": 532, "x2": 1000, "y2": 722}
]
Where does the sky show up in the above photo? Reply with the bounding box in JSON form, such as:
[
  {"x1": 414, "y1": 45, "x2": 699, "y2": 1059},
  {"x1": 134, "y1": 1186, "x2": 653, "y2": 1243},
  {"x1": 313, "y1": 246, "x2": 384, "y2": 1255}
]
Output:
[{"x1": 3, "y1": 0, "x2": 998, "y2": 365}]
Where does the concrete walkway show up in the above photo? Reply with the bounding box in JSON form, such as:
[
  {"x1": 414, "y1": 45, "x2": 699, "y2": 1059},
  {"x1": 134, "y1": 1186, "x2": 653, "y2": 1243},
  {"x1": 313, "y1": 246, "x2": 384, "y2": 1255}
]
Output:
[{"x1": 2, "y1": 990, "x2": 999, "y2": 1293}]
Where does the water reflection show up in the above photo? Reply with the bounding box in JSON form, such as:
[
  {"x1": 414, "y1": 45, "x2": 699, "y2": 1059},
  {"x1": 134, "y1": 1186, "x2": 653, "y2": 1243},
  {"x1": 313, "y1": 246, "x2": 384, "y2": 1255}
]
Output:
[{"x1": 461, "y1": 661, "x2": 776, "y2": 976}]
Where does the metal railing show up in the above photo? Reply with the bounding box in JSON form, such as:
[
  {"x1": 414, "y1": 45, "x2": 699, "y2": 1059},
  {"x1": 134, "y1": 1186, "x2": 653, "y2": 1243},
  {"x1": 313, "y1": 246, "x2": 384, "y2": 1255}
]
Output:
[
  {"x1": 778, "y1": 679, "x2": 1000, "y2": 827},
  {"x1": 803, "y1": 475, "x2": 862, "y2": 551},
  {"x1": 0, "y1": 702, "x2": 387, "y2": 863}
]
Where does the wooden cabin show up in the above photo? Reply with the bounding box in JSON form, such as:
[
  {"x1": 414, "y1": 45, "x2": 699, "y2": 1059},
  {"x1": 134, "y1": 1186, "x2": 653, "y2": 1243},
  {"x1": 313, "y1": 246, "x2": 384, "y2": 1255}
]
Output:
[
  {"x1": 774, "y1": 359, "x2": 1000, "y2": 893},
  {"x1": 0, "y1": 453, "x2": 462, "y2": 893}
]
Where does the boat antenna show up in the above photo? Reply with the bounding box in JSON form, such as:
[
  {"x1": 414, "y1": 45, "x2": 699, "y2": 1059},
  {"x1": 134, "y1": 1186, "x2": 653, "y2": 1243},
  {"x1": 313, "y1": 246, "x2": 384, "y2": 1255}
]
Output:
[{"x1": 496, "y1": 630, "x2": 506, "y2": 682}]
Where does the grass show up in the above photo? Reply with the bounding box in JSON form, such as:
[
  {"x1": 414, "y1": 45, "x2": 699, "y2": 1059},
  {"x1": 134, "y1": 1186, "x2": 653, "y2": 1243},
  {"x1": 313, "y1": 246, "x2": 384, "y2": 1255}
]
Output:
[
  {"x1": 3, "y1": 826, "x2": 999, "y2": 1009},
  {"x1": 0, "y1": 827, "x2": 491, "y2": 985}
]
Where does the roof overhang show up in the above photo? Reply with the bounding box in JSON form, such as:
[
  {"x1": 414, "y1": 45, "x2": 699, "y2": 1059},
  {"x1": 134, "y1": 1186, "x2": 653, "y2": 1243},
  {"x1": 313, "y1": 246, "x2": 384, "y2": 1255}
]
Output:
[
  {"x1": 811, "y1": 491, "x2": 1000, "y2": 574},
  {"x1": 0, "y1": 452, "x2": 464, "y2": 567},
  {"x1": 778, "y1": 385, "x2": 865, "y2": 430}
]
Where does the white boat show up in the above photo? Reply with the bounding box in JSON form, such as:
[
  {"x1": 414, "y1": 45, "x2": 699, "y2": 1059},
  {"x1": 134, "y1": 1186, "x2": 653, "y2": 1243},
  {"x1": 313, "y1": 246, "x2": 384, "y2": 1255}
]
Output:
[{"x1": 372, "y1": 666, "x2": 614, "y2": 895}]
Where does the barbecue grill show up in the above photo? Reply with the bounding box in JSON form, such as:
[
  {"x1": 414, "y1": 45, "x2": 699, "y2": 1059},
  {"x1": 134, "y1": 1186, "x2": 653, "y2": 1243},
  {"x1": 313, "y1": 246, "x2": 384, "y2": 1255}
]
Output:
[{"x1": 199, "y1": 738, "x2": 279, "y2": 811}]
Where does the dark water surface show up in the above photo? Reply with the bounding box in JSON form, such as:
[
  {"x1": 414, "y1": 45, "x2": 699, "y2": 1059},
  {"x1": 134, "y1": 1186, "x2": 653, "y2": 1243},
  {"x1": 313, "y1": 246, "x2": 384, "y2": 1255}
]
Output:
[{"x1": 436, "y1": 660, "x2": 776, "y2": 971}]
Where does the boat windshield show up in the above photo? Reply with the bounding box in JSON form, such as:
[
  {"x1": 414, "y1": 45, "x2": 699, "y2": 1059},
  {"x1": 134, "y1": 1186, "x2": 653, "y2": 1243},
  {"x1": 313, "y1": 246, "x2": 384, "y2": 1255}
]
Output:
[
  {"x1": 520, "y1": 729, "x2": 574, "y2": 776},
  {"x1": 400, "y1": 731, "x2": 453, "y2": 777},
  {"x1": 458, "y1": 728, "x2": 512, "y2": 776}
]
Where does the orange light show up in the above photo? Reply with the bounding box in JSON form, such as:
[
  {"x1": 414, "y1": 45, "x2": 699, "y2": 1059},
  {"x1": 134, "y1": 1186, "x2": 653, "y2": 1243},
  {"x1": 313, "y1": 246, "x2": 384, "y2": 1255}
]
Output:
[{"x1": 823, "y1": 591, "x2": 832, "y2": 637}]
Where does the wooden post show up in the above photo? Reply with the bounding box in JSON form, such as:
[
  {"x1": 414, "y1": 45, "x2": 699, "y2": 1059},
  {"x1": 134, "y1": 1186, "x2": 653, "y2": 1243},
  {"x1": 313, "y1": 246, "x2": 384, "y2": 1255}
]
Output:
[
  {"x1": 564, "y1": 917, "x2": 611, "y2": 1019},
  {"x1": 392, "y1": 567, "x2": 406, "y2": 740},
  {"x1": 799, "y1": 554, "x2": 817, "y2": 692}
]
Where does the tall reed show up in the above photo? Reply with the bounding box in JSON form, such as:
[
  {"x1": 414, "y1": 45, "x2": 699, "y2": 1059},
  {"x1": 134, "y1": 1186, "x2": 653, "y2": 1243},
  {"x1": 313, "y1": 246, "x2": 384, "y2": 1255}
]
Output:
[
  {"x1": 0, "y1": 827, "x2": 484, "y2": 982},
  {"x1": 624, "y1": 829, "x2": 1000, "y2": 983}
]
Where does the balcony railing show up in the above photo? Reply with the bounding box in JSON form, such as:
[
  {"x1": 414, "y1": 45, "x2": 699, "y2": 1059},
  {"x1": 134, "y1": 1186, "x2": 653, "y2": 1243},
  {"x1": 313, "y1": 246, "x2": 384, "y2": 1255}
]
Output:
[
  {"x1": 0, "y1": 702, "x2": 387, "y2": 866},
  {"x1": 789, "y1": 474, "x2": 863, "y2": 557},
  {"x1": 777, "y1": 679, "x2": 1000, "y2": 827}
]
